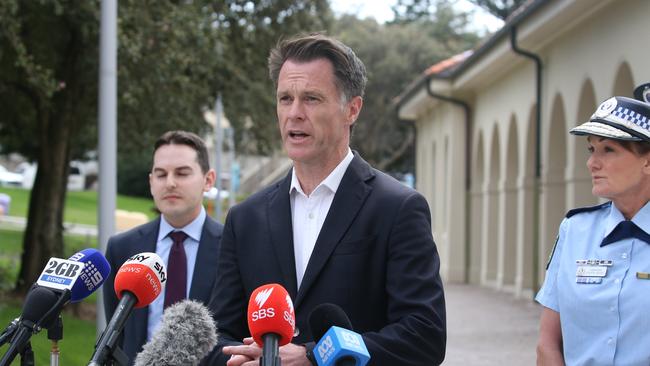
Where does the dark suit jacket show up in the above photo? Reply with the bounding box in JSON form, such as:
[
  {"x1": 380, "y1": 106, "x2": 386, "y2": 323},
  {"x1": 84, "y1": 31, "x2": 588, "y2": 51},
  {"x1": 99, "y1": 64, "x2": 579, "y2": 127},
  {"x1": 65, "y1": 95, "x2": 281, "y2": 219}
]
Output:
[
  {"x1": 104, "y1": 215, "x2": 223, "y2": 365},
  {"x1": 205, "y1": 154, "x2": 446, "y2": 365}
]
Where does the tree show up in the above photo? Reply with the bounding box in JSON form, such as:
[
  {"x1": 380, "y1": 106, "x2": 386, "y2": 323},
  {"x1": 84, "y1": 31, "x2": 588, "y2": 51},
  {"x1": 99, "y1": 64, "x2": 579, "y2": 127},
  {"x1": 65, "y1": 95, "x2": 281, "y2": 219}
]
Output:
[
  {"x1": 466, "y1": 0, "x2": 527, "y2": 20},
  {"x1": 0, "y1": 0, "x2": 331, "y2": 293},
  {"x1": 333, "y1": 8, "x2": 480, "y2": 172},
  {"x1": 393, "y1": 0, "x2": 526, "y2": 22}
]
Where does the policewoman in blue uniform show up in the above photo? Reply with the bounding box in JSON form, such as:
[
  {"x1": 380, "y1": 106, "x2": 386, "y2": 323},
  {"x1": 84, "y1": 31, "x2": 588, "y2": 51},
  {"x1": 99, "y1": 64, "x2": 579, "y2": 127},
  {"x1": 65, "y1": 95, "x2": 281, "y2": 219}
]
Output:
[{"x1": 536, "y1": 85, "x2": 650, "y2": 365}]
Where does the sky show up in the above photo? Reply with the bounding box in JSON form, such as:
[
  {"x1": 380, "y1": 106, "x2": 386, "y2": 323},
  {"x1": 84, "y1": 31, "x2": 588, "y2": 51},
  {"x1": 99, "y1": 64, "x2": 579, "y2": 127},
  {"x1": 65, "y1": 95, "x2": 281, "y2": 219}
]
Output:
[{"x1": 329, "y1": 0, "x2": 504, "y2": 34}]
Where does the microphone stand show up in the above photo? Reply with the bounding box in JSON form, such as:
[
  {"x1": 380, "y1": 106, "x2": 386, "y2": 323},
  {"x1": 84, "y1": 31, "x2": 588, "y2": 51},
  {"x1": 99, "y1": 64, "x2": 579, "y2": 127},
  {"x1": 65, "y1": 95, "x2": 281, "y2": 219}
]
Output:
[
  {"x1": 19, "y1": 341, "x2": 34, "y2": 366},
  {"x1": 48, "y1": 316, "x2": 63, "y2": 366},
  {"x1": 0, "y1": 319, "x2": 19, "y2": 346}
]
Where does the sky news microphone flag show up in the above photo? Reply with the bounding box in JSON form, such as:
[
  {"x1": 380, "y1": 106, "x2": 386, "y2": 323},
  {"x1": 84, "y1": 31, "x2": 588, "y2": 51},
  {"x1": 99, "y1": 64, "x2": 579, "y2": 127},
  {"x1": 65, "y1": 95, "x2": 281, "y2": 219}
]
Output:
[{"x1": 88, "y1": 252, "x2": 167, "y2": 366}]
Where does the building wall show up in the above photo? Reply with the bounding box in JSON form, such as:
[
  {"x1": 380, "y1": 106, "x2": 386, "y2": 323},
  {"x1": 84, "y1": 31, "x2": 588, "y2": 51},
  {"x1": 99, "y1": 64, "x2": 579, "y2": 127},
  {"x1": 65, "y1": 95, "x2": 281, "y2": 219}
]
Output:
[{"x1": 411, "y1": 0, "x2": 650, "y2": 298}]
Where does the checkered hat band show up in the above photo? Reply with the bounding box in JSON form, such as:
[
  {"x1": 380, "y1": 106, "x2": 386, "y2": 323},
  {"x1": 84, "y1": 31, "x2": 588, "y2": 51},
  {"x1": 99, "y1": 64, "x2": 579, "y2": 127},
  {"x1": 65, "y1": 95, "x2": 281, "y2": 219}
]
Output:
[{"x1": 603, "y1": 106, "x2": 650, "y2": 139}]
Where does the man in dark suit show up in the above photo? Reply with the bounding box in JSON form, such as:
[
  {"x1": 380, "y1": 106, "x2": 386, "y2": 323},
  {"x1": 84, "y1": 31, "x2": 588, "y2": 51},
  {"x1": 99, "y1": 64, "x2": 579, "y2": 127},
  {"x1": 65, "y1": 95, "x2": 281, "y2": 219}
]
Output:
[
  {"x1": 104, "y1": 130, "x2": 223, "y2": 365},
  {"x1": 206, "y1": 34, "x2": 445, "y2": 366}
]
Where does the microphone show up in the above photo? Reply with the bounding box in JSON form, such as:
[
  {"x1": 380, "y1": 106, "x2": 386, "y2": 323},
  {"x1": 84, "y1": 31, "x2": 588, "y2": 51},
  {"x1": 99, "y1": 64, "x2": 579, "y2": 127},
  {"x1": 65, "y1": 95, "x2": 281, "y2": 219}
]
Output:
[
  {"x1": 134, "y1": 300, "x2": 217, "y2": 366},
  {"x1": 247, "y1": 283, "x2": 295, "y2": 366},
  {"x1": 1, "y1": 250, "x2": 109, "y2": 366},
  {"x1": 68, "y1": 248, "x2": 111, "y2": 303},
  {"x1": 308, "y1": 303, "x2": 370, "y2": 366},
  {"x1": 88, "y1": 252, "x2": 167, "y2": 366},
  {"x1": 0, "y1": 286, "x2": 60, "y2": 366}
]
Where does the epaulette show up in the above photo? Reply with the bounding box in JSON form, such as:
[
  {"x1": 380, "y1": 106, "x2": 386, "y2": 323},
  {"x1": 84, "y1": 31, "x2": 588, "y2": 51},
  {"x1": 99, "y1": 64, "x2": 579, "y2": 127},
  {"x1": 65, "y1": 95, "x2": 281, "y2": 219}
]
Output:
[{"x1": 565, "y1": 201, "x2": 611, "y2": 218}]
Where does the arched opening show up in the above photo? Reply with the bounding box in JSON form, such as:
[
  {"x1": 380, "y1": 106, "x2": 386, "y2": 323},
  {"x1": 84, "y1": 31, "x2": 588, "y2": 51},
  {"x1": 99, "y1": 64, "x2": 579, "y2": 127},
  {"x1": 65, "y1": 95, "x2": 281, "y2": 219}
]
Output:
[
  {"x1": 515, "y1": 105, "x2": 537, "y2": 297},
  {"x1": 540, "y1": 94, "x2": 567, "y2": 286},
  {"x1": 612, "y1": 62, "x2": 635, "y2": 97},
  {"x1": 499, "y1": 116, "x2": 518, "y2": 290},
  {"x1": 482, "y1": 124, "x2": 500, "y2": 285},
  {"x1": 470, "y1": 132, "x2": 485, "y2": 284},
  {"x1": 569, "y1": 79, "x2": 599, "y2": 208}
]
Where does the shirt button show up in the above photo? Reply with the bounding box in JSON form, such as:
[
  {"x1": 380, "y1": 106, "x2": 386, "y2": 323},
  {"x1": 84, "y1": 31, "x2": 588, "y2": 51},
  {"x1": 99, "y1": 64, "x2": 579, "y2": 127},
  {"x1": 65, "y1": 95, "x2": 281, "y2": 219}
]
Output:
[
  {"x1": 621, "y1": 253, "x2": 628, "y2": 259},
  {"x1": 609, "y1": 306, "x2": 615, "y2": 312},
  {"x1": 607, "y1": 338, "x2": 613, "y2": 345},
  {"x1": 308, "y1": 212, "x2": 314, "y2": 219},
  {"x1": 614, "y1": 278, "x2": 620, "y2": 284}
]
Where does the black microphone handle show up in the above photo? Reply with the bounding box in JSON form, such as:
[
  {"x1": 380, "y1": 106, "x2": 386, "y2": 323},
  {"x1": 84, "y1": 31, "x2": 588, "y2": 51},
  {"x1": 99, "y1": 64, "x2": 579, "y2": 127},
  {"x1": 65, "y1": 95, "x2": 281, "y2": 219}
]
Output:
[
  {"x1": 260, "y1": 333, "x2": 281, "y2": 366},
  {"x1": 87, "y1": 291, "x2": 137, "y2": 366}
]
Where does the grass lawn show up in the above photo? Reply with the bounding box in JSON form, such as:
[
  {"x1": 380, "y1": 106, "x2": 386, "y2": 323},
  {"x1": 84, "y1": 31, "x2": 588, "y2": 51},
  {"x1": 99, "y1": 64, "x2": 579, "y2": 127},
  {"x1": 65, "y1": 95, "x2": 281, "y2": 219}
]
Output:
[
  {"x1": 0, "y1": 186, "x2": 156, "y2": 226},
  {"x1": 0, "y1": 300, "x2": 97, "y2": 365}
]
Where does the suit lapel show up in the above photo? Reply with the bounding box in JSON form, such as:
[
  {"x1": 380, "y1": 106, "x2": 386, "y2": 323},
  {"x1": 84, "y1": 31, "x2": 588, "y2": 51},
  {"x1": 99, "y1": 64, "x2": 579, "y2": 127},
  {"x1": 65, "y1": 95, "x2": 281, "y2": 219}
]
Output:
[
  {"x1": 132, "y1": 219, "x2": 159, "y2": 347},
  {"x1": 189, "y1": 217, "x2": 221, "y2": 302},
  {"x1": 267, "y1": 172, "x2": 298, "y2": 298},
  {"x1": 295, "y1": 155, "x2": 374, "y2": 307}
]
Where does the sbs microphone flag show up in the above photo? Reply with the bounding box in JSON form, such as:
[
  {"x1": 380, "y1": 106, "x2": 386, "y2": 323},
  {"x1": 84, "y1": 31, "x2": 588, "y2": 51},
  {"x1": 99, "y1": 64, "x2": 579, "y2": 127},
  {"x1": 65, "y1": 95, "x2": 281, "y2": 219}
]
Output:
[
  {"x1": 134, "y1": 300, "x2": 217, "y2": 366},
  {"x1": 247, "y1": 283, "x2": 295, "y2": 366}
]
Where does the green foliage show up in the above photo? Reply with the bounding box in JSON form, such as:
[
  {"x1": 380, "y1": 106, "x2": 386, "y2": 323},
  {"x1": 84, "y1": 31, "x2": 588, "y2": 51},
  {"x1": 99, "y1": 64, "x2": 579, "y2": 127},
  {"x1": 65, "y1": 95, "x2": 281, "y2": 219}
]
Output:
[
  {"x1": 0, "y1": 228, "x2": 96, "y2": 291},
  {"x1": 0, "y1": 0, "x2": 100, "y2": 160},
  {"x1": 467, "y1": 0, "x2": 527, "y2": 20},
  {"x1": 333, "y1": 12, "x2": 480, "y2": 172},
  {"x1": 393, "y1": 0, "x2": 523, "y2": 23},
  {"x1": 117, "y1": 150, "x2": 152, "y2": 198},
  {"x1": 212, "y1": 0, "x2": 333, "y2": 155},
  {"x1": 0, "y1": 229, "x2": 21, "y2": 292},
  {"x1": 0, "y1": 301, "x2": 97, "y2": 365}
]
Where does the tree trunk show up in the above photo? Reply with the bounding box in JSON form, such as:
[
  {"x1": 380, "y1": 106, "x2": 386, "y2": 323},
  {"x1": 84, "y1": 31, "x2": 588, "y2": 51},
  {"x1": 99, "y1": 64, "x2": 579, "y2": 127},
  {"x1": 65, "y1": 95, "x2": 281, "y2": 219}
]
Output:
[{"x1": 15, "y1": 114, "x2": 71, "y2": 294}]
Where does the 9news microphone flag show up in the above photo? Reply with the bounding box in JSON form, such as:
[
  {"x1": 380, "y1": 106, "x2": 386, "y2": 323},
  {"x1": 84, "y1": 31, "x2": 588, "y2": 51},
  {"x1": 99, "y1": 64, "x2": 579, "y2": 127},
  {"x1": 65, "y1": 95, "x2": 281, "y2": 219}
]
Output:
[{"x1": 1, "y1": 249, "x2": 111, "y2": 366}]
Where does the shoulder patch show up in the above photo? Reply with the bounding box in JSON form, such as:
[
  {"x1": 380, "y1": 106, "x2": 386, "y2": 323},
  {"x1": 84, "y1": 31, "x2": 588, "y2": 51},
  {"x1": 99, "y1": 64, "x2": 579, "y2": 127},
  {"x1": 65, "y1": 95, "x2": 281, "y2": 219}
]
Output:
[{"x1": 565, "y1": 201, "x2": 611, "y2": 218}]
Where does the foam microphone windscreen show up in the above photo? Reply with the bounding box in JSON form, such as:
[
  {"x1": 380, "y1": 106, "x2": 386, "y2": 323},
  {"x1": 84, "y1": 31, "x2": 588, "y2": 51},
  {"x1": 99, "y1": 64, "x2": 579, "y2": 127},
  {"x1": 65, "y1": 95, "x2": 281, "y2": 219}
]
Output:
[
  {"x1": 21, "y1": 286, "x2": 60, "y2": 323},
  {"x1": 309, "y1": 303, "x2": 354, "y2": 341},
  {"x1": 134, "y1": 300, "x2": 217, "y2": 366},
  {"x1": 247, "y1": 283, "x2": 295, "y2": 346},
  {"x1": 68, "y1": 248, "x2": 111, "y2": 303},
  {"x1": 114, "y1": 252, "x2": 167, "y2": 308}
]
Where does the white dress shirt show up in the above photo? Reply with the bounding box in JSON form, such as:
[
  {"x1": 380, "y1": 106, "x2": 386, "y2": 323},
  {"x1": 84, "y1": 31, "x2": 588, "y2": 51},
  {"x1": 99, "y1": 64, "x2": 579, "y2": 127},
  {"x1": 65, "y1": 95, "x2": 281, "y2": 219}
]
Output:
[
  {"x1": 290, "y1": 149, "x2": 354, "y2": 288},
  {"x1": 147, "y1": 206, "x2": 206, "y2": 340}
]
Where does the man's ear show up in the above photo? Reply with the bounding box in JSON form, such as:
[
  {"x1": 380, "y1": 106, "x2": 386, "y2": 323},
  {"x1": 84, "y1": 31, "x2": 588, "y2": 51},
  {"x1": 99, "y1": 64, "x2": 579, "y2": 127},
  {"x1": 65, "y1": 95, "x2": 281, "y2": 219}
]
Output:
[
  {"x1": 204, "y1": 169, "x2": 216, "y2": 191},
  {"x1": 346, "y1": 96, "x2": 363, "y2": 125}
]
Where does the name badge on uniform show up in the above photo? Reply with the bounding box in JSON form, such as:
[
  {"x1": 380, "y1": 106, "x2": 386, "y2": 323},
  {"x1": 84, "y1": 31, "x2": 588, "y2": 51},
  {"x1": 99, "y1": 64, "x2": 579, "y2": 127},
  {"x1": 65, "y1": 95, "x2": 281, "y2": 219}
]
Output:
[
  {"x1": 575, "y1": 259, "x2": 611, "y2": 284},
  {"x1": 576, "y1": 265, "x2": 608, "y2": 277}
]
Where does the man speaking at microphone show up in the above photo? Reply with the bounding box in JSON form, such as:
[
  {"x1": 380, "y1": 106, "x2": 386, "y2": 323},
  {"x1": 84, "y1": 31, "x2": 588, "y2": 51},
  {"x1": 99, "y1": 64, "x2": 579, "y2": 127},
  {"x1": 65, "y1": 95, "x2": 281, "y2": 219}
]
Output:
[
  {"x1": 104, "y1": 130, "x2": 223, "y2": 365},
  {"x1": 205, "y1": 34, "x2": 446, "y2": 366}
]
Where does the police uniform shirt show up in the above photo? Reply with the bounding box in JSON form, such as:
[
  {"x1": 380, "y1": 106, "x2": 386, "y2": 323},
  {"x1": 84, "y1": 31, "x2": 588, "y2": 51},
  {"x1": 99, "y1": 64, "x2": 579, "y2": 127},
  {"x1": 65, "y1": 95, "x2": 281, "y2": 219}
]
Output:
[{"x1": 536, "y1": 201, "x2": 650, "y2": 365}]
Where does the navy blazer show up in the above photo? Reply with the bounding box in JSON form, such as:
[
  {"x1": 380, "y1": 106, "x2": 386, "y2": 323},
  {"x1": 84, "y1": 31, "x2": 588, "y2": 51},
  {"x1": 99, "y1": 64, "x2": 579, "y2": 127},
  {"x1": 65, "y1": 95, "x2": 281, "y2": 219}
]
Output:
[
  {"x1": 103, "y1": 215, "x2": 223, "y2": 365},
  {"x1": 206, "y1": 154, "x2": 446, "y2": 365}
]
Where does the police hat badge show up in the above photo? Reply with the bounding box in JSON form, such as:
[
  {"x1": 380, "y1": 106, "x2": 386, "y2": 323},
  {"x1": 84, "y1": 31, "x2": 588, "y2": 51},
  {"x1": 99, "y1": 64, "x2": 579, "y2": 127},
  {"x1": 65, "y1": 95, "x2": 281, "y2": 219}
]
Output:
[{"x1": 634, "y1": 83, "x2": 650, "y2": 103}]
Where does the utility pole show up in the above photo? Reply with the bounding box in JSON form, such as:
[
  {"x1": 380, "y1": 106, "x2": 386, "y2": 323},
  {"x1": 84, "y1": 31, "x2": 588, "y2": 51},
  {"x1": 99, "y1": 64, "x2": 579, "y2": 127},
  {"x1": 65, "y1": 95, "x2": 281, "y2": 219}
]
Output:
[
  {"x1": 214, "y1": 94, "x2": 223, "y2": 221},
  {"x1": 97, "y1": 0, "x2": 117, "y2": 333}
]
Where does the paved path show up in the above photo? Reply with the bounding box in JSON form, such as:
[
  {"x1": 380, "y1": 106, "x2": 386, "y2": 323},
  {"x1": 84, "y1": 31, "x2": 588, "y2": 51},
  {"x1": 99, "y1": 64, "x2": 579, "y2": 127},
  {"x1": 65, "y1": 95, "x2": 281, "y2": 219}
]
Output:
[
  {"x1": 443, "y1": 283, "x2": 541, "y2": 365},
  {"x1": 0, "y1": 215, "x2": 97, "y2": 236}
]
